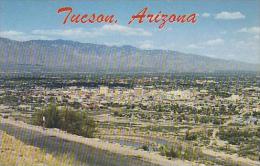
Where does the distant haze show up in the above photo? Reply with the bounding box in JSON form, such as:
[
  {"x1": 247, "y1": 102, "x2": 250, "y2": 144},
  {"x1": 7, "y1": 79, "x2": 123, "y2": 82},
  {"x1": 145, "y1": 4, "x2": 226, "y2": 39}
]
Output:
[{"x1": 0, "y1": 38, "x2": 259, "y2": 73}]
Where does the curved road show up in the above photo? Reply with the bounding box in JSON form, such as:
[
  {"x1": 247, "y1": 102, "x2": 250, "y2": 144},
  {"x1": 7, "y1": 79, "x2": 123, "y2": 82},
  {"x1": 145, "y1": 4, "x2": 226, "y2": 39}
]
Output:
[{"x1": 0, "y1": 118, "x2": 192, "y2": 166}]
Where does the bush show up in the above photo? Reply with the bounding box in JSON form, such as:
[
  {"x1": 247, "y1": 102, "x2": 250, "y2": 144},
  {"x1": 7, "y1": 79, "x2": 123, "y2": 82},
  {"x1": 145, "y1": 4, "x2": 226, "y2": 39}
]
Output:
[
  {"x1": 32, "y1": 104, "x2": 96, "y2": 138},
  {"x1": 141, "y1": 145, "x2": 149, "y2": 151},
  {"x1": 185, "y1": 130, "x2": 197, "y2": 141},
  {"x1": 159, "y1": 145, "x2": 169, "y2": 156},
  {"x1": 218, "y1": 127, "x2": 256, "y2": 145},
  {"x1": 113, "y1": 110, "x2": 123, "y2": 117},
  {"x1": 159, "y1": 144, "x2": 202, "y2": 161},
  {"x1": 32, "y1": 104, "x2": 59, "y2": 128}
]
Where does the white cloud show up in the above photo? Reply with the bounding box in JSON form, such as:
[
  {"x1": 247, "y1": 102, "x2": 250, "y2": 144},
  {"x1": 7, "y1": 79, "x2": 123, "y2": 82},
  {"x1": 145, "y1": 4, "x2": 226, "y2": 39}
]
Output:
[
  {"x1": 100, "y1": 24, "x2": 152, "y2": 36},
  {"x1": 0, "y1": 24, "x2": 152, "y2": 41},
  {"x1": 138, "y1": 40, "x2": 154, "y2": 49},
  {"x1": 215, "y1": 11, "x2": 245, "y2": 20},
  {"x1": 0, "y1": 30, "x2": 51, "y2": 41},
  {"x1": 0, "y1": 30, "x2": 25, "y2": 36},
  {"x1": 232, "y1": 38, "x2": 260, "y2": 61},
  {"x1": 187, "y1": 44, "x2": 203, "y2": 49},
  {"x1": 201, "y1": 13, "x2": 210, "y2": 18},
  {"x1": 238, "y1": 26, "x2": 260, "y2": 34},
  {"x1": 139, "y1": 43, "x2": 153, "y2": 49},
  {"x1": 32, "y1": 25, "x2": 152, "y2": 38},
  {"x1": 204, "y1": 38, "x2": 224, "y2": 46},
  {"x1": 254, "y1": 35, "x2": 260, "y2": 40},
  {"x1": 188, "y1": 38, "x2": 224, "y2": 49},
  {"x1": 186, "y1": 36, "x2": 259, "y2": 64},
  {"x1": 32, "y1": 29, "x2": 87, "y2": 36}
]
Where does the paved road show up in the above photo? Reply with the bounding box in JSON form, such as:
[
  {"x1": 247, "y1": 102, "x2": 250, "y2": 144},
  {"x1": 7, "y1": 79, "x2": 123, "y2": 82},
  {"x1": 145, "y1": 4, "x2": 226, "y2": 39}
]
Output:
[
  {"x1": 0, "y1": 121, "x2": 160, "y2": 166},
  {"x1": 0, "y1": 118, "x2": 192, "y2": 166}
]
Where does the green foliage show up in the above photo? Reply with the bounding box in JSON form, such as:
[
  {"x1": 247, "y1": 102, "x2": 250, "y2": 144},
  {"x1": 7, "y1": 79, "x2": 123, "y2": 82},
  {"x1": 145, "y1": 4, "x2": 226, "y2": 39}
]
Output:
[
  {"x1": 194, "y1": 115, "x2": 200, "y2": 123},
  {"x1": 238, "y1": 142, "x2": 259, "y2": 160},
  {"x1": 46, "y1": 104, "x2": 61, "y2": 128},
  {"x1": 113, "y1": 110, "x2": 123, "y2": 117},
  {"x1": 159, "y1": 145, "x2": 169, "y2": 156},
  {"x1": 0, "y1": 95, "x2": 19, "y2": 106},
  {"x1": 141, "y1": 145, "x2": 149, "y2": 151},
  {"x1": 32, "y1": 104, "x2": 96, "y2": 138},
  {"x1": 218, "y1": 127, "x2": 258, "y2": 145},
  {"x1": 159, "y1": 144, "x2": 201, "y2": 161},
  {"x1": 214, "y1": 91, "x2": 231, "y2": 98},
  {"x1": 212, "y1": 117, "x2": 223, "y2": 125},
  {"x1": 185, "y1": 130, "x2": 197, "y2": 141},
  {"x1": 200, "y1": 116, "x2": 210, "y2": 123}
]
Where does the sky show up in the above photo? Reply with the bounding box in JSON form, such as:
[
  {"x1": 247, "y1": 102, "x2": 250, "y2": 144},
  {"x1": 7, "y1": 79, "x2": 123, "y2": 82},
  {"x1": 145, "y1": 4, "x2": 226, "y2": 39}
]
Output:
[{"x1": 0, "y1": 0, "x2": 260, "y2": 64}]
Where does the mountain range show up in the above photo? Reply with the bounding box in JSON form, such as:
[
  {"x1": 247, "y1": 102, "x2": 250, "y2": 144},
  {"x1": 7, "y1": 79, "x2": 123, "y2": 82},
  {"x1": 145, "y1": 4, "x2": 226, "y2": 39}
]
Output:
[{"x1": 0, "y1": 37, "x2": 259, "y2": 73}]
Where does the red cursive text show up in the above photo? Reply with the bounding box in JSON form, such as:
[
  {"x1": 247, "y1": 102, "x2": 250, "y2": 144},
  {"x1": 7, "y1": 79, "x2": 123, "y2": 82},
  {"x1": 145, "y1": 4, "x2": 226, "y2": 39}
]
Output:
[
  {"x1": 57, "y1": 7, "x2": 116, "y2": 24},
  {"x1": 128, "y1": 7, "x2": 197, "y2": 29}
]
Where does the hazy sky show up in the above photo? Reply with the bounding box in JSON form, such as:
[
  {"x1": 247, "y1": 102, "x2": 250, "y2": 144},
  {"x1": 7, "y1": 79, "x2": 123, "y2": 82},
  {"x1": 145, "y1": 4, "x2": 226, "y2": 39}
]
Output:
[{"x1": 0, "y1": 0, "x2": 260, "y2": 64}]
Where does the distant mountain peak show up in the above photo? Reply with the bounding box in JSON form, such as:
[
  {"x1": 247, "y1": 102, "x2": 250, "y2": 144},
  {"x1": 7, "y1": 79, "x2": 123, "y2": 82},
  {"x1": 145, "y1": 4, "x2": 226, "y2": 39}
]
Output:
[{"x1": 0, "y1": 37, "x2": 259, "y2": 73}]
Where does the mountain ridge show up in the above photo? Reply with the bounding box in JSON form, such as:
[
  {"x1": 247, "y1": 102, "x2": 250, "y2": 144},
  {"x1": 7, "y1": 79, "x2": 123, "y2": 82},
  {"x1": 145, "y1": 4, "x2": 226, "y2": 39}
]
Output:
[{"x1": 0, "y1": 37, "x2": 259, "y2": 73}]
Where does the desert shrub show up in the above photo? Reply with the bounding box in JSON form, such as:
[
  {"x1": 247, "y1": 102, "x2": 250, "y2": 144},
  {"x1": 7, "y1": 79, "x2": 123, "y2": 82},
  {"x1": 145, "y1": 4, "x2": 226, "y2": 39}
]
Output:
[
  {"x1": 32, "y1": 104, "x2": 61, "y2": 128},
  {"x1": 32, "y1": 104, "x2": 96, "y2": 138},
  {"x1": 159, "y1": 144, "x2": 202, "y2": 161},
  {"x1": 159, "y1": 145, "x2": 169, "y2": 156},
  {"x1": 218, "y1": 127, "x2": 258, "y2": 145},
  {"x1": 141, "y1": 145, "x2": 149, "y2": 151},
  {"x1": 185, "y1": 130, "x2": 198, "y2": 141},
  {"x1": 113, "y1": 110, "x2": 123, "y2": 117},
  {"x1": 199, "y1": 116, "x2": 211, "y2": 123}
]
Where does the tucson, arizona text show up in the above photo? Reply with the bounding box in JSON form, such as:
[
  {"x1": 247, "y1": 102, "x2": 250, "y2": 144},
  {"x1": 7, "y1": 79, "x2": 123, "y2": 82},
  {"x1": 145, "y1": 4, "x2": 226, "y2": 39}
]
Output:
[{"x1": 57, "y1": 7, "x2": 197, "y2": 29}]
